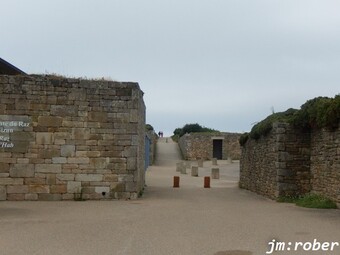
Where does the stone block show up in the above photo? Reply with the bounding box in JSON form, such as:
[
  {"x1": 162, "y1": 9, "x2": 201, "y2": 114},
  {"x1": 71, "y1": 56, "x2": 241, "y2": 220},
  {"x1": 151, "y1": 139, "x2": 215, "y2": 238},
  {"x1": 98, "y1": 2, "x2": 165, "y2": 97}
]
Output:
[
  {"x1": 24, "y1": 177, "x2": 46, "y2": 185},
  {"x1": 38, "y1": 194, "x2": 62, "y2": 201},
  {"x1": 67, "y1": 181, "x2": 82, "y2": 193},
  {"x1": 51, "y1": 105, "x2": 78, "y2": 117},
  {"x1": 0, "y1": 173, "x2": 9, "y2": 177},
  {"x1": 212, "y1": 158, "x2": 218, "y2": 165},
  {"x1": 50, "y1": 185, "x2": 67, "y2": 194},
  {"x1": 127, "y1": 158, "x2": 137, "y2": 170},
  {"x1": 52, "y1": 157, "x2": 67, "y2": 164},
  {"x1": 25, "y1": 193, "x2": 38, "y2": 201},
  {"x1": 89, "y1": 158, "x2": 107, "y2": 169},
  {"x1": 67, "y1": 157, "x2": 90, "y2": 164},
  {"x1": 0, "y1": 186, "x2": 6, "y2": 200},
  {"x1": 61, "y1": 145, "x2": 75, "y2": 157},
  {"x1": 198, "y1": 159, "x2": 204, "y2": 167},
  {"x1": 191, "y1": 166, "x2": 199, "y2": 177},
  {"x1": 75, "y1": 174, "x2": 103, "y2": 182},
  {"x1": 0, "y1": 163, "x2": 10, "y2": 173},
  {"x1": 7, "y1": 194, "x2": 25, "y2": 201},
  {"x1": 211, "y1": 168, "x2": 220, "y2": 179},
  {"x1": 46, "y1": 174, "x2": 56, "y2": 185},
  {"x1": 29, "y1": 185, "x2": 50, "y2": 194},
  {"x1": 56, "y1": 174, "x2": 75, "y2": 181},
  {"x1": 39, "y1": 149, "x2": 60, "y2": 159},
  {"x1": 38, "y1": 116, "x2": 63, "y2": 127},
  {"x1": 0, "y1": 178, "x2": 23, "y2": 185},
  {"x1": 36, "y1": 164, "x2": 61, "y2": 173},
  {"x1": 88, "y1": 112, "x2": 107, "y2": 122},
  {"x1": 36, "y1": 132, "x2": 54, "y2": 144},
  {"x1": 9, "y1": 164, "x2": 35, "y2": 177},
  {"x1": 103, "y1": 174, "x2": 118, "y2": 182},
  {"x1": 95, "y1": 186, "x2": 110, "y2": 194},
  {"x1": 7, "y1": 185, "x2": 29, "y2": 194}
]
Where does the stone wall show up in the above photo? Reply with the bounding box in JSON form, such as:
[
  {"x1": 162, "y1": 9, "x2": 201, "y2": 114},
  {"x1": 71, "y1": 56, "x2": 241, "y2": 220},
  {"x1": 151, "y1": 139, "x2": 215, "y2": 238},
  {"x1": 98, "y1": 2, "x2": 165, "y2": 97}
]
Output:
[
  {"x1": 311, "y1": 128, "x2": 340, "y2": 202},
  {"x1": 240, "y1": 122, "x2": 340, "y2": 203},
  {"x1": 178, "y1": 132, "x2": 241, "y2": 160},
  {"x1": 0, "y1": 75, "x2": 146, "y2": 201}
]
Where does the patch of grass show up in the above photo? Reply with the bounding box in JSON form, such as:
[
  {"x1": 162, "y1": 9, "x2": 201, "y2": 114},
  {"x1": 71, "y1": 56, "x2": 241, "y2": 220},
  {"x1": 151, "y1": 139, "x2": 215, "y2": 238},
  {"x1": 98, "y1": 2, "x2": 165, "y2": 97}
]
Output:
[
  {"x1": 295, "y1": 194, "x2": 337, "y2": 209},
  {"x1": 278, "y1": 194, "x2": 337, "y2": 209},
  {"x1": 277, "y1": 195, "x2": 298, "y2": 203}
]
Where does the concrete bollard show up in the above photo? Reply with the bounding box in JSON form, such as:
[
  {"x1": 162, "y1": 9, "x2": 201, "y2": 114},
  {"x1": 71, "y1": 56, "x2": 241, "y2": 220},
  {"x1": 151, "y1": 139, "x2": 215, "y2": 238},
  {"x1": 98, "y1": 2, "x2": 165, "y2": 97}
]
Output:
[
  {"x1": 211, "y1": 168, "x2": 220, "y2": 179},
  {"x1": 186, "y1": 161, "x2": 191, "y2": 169},
  {"x1": 228, "y1": 157, "x2": 233, "y2": 163},
  {"x1": 191, "y1": 166, "x2": 199, "y2": 177},
  {"x1": 176, "y1": 162, "x2": 182, "y2": 172},
  {"x1": 204, "y1": 176, "x2": 210, "y2": 188},
  {"x1": 212, "y1": 158, "x2": 218, "y2": 166},
  {"x1": 198, "y1": 159, "x2": 204, "y2": 167},
  {"x1": 173, "y1": 176, "x2": 180, "y2": 188},
  {"x1": 181, "y1": 164, "x2": 187, "y2": 174}
]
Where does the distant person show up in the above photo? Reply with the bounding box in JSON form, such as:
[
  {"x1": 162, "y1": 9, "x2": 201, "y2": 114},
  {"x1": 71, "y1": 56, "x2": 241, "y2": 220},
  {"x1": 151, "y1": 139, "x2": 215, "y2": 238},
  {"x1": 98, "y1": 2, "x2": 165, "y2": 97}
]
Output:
[{"x1": 158, "y1": 131, "x2": 161, "y2": 137}]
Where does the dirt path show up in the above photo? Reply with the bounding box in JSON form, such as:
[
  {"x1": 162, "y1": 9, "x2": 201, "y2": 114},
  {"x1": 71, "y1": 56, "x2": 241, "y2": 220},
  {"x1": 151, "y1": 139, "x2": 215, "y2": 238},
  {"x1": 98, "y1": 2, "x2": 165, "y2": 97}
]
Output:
[{"x1": 0, "y1": 138, "x2": 339, "y2": 255}]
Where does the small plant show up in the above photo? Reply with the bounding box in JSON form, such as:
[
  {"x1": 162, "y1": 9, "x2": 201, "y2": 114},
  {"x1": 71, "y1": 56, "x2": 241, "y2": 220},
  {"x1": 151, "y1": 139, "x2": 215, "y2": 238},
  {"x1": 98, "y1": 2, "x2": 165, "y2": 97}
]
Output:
[
  {"x1": 295, "y1": 194, "x2": 337, "y2": 209},
  {"x1": 277, "y1": 195, "x2": 298, "y2": 203},
  {"x1": 239, "y1": 133, "x2": 249, "y2": 146}
]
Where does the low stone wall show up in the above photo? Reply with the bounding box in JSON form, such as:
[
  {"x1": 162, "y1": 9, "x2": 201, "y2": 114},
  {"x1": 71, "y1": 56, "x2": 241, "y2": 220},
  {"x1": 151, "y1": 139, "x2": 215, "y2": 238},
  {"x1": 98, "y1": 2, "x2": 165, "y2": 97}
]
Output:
[
  {"x1": 240, "y1": 122, "x2": 340, "y2": 202},
  {"x1": 0, "y1": 75, "x2": 146, "y2": 201},
  {"x1": 178, "y1": 132, "x2": 241, "y2": 160}
]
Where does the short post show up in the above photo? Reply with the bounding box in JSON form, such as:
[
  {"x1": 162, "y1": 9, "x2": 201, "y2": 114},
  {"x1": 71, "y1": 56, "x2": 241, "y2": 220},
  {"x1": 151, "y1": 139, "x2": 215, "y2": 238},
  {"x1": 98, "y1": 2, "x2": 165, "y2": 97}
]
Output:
[
  {"x1": 176, "y1": 162, "x2": 182, "y2": 172},
  {"x1": 186, "y1": 161, "x2": 191, "y2": 169},
  {"x1": 204, "y1": 176, "x2": 210, "y2": 188},
  {"x1": 228, "y1": 157, "x2": 233, "y2": 163},
  {"x1": 181, "y1": 164, "x2": 187, "y2": 174},
  {"x1": 198, "y1": 159, "x2": 204, "y2": 167},
  {"x1": 191, "y1": 166, "x2": 198, "y2": 177},
  {"x1": 212, "y1": 158, "x2": 218, "y2": 166},
  {"x1": 173, "y1": 176, "x2": 180, "y2": 188},
  {"x1": 211, "y1": 168, "x2": 220, "y2": 179}
]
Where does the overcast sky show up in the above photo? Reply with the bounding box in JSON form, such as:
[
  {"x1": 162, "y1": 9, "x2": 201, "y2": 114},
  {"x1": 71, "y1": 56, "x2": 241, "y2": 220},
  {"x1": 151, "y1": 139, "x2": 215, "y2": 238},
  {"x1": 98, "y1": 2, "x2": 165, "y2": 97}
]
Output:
[{"x1": 1, "y1": 0, "x2": 339, "y2": 135}]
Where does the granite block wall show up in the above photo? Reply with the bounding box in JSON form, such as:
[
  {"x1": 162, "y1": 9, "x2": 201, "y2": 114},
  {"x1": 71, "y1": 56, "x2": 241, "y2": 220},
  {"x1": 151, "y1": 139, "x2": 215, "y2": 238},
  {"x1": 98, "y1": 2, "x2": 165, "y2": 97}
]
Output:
[
  {"x1": 240, "y1": 122, "x2": 339, "y2": 202},
  {"x1": 0, "y1": 75, "x2": 146, "y2": 200},
  {"x1": 178, "y1": 132, "x2": 241, "y2": 161}
]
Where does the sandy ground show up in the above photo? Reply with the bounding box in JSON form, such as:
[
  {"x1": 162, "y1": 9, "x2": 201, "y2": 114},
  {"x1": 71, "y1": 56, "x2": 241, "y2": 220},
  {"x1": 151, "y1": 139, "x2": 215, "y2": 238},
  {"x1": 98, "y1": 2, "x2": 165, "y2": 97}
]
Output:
[{"x1": 0, "y1": 137, "x2": 339, "y2": 255}]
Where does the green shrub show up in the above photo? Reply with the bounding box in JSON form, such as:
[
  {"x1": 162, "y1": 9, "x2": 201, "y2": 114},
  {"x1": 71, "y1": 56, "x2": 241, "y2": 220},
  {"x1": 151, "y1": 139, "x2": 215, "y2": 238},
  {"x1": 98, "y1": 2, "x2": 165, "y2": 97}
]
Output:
[
  {"x1": 245, "y1": 95, "x2": 339, "y2": 144},
  {"x1": 173, "y1": 123, "x2": 219, "y2": 137},
  {"x1": 239, "y1": 133, "x2": 249, "y2": 146}
]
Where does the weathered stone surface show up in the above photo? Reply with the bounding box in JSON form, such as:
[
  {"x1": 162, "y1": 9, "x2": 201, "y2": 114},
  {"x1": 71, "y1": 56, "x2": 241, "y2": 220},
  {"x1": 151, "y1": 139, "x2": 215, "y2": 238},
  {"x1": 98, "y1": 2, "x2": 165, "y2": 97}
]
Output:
[
  {"x1": 0, "y1": 163, "x2": 10, "y2": 173},
  {"x1": 25, "y1": 193, "x2": 38, "y2": 201},
  {"x1": 240, "y1": 122, "x2": 339, "y2": 202},
  {"x1": 178, "y1": 132, "x2": 241, "y2": 160},
  {"x1": 9, "y1": 164, "x2": 35, "y2": 177},
  {"x1": 29, "y1": 185, "x2": 50, "y2": 194},
  {"x1": 0, "y1": 75, "x2": 146, "y2": 200},
  {"x1": 36, "y1": 132, "x2": 54, "y2": 145},
  {"x1": 38, "y1": 194, "x2": 62, "y2": 201},
  {"x1": 75, "y1": 174, "x2": 103, "y2": 182},
  {"x1": 35, "y1": 164, "x2": 61, "y2": 173},
  {"x1": 7, "y1": 185, "x2": 29, "y2": 193},
  {"x1": 67, "y1": 181, "x2": 82, "y2": 193},
  {"x1": 0, "y1": 178, "x2": 23, "y2": 185},
  {"x1": 37, "y1": 116, "x2": 63, "y2": 127},
  {"x1": 50, "y1": 185, "x2": 67, "y2": 194},
  {"x1": 61, "y1": 145, "x2": 76, "y2": 157},
  {"x1": 0, "y1": 186, "x2": 6, "y2": 200}
]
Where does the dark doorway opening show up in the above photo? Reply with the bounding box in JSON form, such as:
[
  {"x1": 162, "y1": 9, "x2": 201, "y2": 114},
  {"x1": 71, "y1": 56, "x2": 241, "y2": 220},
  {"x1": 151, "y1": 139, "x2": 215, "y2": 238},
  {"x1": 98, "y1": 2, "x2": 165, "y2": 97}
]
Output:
[{"x1": 213, "y1": 139, "x2": 223, "y2": 160}]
